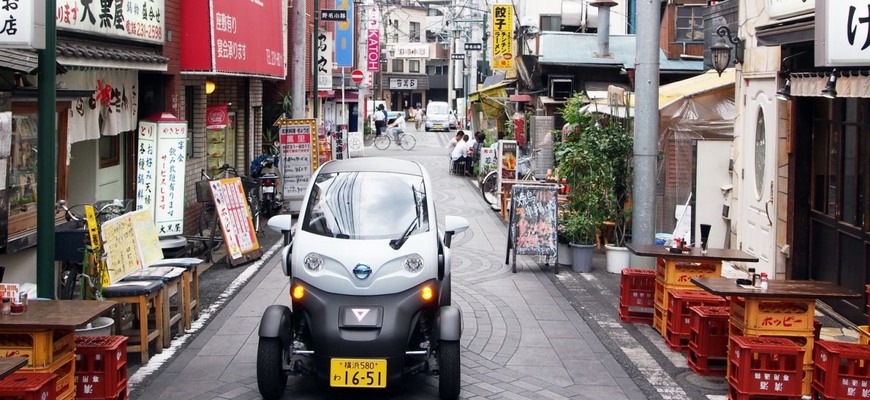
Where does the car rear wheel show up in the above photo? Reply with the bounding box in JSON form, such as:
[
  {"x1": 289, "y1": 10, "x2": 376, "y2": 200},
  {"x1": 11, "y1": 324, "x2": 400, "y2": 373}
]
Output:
[
  {"x1": 438, "y1": 340, "x2": 461, "y2": 400},
  {"x1": 257, "y1": 337, "x2": 288, "y2": 400}
]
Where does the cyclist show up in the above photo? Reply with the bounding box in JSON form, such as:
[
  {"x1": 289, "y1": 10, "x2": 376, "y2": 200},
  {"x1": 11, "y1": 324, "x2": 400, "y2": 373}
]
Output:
[{"x1": 386, "y1": 112, "x2": 407, "y2": 145}]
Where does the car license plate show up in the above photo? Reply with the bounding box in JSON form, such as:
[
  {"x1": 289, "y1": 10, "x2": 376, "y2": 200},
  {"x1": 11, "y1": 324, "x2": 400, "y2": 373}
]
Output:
[
  {"x1": 262, "y1": 186, "x2": 274, "y2": 193},
  {"x1": 330, "y1": 359, "x2": 387, "y2": 388},
  {"x1": 434, "y1": 124, "x2": 442, "y2": 129}
]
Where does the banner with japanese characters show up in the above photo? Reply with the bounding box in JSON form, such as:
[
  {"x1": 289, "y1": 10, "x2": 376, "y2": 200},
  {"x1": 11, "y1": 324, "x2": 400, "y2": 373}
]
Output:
[
  {"x1": 276, "y1": 118, "x2": 317, "y2": 201},
  {"x1": 135, "y1": 114, "x2": 188, "y2": 237},
  {"x1": 491, "y1": 5, "x2": 514, "y2": 70},
  {"x1": 317, "y1": 31, "x2": 333, "y2": 90},
  {"x1": 56, "y1": 0, "x2": 165, "y2": 44},
  {"x1": 58, "y1": 69, "x2": 139, "y2": 144}
]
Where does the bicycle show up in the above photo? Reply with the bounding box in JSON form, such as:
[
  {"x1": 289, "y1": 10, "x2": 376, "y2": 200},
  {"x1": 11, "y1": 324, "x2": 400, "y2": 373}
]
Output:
[
  {"x1": 55, "y1": 199, "x2": 133, "y2": 300},
  {"x1": 480, "y1": 148, "x2": 541, "y2": 210},
  {"x1": 374, "y1": 128, "x2": 416, "y2": 150},
  {"x1": 194, "y1": 164, "x2": 259, "y2": 262}
]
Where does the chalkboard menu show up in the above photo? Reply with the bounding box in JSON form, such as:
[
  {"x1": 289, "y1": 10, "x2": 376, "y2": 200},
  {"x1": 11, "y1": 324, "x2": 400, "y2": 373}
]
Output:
[{"x1": 505, "y1": 184, "x2": 559, "y2": 273}]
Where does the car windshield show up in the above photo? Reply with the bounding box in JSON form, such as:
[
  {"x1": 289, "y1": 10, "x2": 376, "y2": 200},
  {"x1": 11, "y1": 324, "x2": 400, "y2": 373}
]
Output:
[
  {"x1": 428, "y1": 104, "x2": 449, "y2": 114},
  {"x1": 301, "y1": 171, "x2": 430, "y2": 240}
]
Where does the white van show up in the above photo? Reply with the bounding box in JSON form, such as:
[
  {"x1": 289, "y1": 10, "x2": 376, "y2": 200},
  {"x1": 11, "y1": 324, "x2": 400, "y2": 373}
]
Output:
[{"x1": 424, "y1": 101, "x2": 452, "y2": 132}]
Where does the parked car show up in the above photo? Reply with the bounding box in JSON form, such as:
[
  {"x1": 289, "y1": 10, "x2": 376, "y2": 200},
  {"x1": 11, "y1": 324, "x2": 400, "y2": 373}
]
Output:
[
  {"x1": 425, "y1": 101, "x2": 452, "y2": 132},
  {"x1": 257, "y1": 158, "x2": 470, "y2": 400}
]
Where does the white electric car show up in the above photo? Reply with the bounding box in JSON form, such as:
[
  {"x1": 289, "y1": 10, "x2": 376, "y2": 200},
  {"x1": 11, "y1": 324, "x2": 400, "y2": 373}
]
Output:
[{"x1": 257, "y1": 158, "x2": 469, "y2": 400}]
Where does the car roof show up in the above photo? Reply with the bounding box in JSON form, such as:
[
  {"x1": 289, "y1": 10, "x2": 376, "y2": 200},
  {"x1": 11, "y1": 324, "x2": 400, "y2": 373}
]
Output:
[{"x1": 319, "y1": 157, "x2": 424, "y2": 176}]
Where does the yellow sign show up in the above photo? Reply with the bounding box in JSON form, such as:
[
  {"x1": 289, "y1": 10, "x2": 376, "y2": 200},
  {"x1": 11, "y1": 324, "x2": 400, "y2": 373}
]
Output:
[
  {"x1": 130, "y1": 209, "x2": 164, "y2": 268},
  {"x1": 491, "y1": 5, "x2": 514, "y2": 70},
  {"x1": 101, "y1": 213, "x2": 141, "y2": 285}
]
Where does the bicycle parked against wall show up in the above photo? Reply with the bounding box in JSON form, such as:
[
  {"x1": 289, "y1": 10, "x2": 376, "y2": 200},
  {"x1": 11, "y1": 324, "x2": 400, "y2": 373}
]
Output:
[
  {"x1": 480, "y1": 148, "x2": 541, "y2": 210},
  {"x1": 55, "y1": 199, "x2": 133, "y2": 300}
]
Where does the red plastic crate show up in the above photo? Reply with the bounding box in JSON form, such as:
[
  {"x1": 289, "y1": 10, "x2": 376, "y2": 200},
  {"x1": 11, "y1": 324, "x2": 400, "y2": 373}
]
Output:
[
  {"x1": 812, "y1": 340, "x2": 870, "y2": 399},
  {"x1": 728, "y1": 384, "x2": 802, "y2": 400},
  {"x1": 689, "y1": 305, "x2": 730, "y2": 358},
  {"x1": 728, "y1": 336, "x2": 805, "y2": 397},
  {"x1": 0, "y1": 373, "x2": 56, "y2": 400},
  {"x1": 74, "y1": 336, "x2": 128, "y2": 400},
  {"x1": 619, "y1": 269, "x2": 655, "y2": 323},
  {"x1": 665, "y1": 290, "x2": 727, "y2": 351},
  {"x1": 688, "y1": 350, "x2": 727, "y2": 376}
]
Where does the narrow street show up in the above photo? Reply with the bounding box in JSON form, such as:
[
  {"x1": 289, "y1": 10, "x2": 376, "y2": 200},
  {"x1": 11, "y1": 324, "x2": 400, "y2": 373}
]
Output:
[{"x1": 130, "y1": 128, "x2": 733, "y2": 400}]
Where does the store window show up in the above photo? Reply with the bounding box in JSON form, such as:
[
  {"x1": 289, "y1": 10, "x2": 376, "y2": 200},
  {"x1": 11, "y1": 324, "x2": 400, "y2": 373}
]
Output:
[
  {"x1": 409, "y1": 60, "x2": 420, "y2": 73},
  {"x1": 99, "y1": 135, "x2": 120, "y2": 168},
  {"x1": 410, "y1": 22, "x2": 420, "y2": 42},
  {"x1": 392, "y1": 59, "x2": 404, "y2": 72},
  {"x1": 675, "y1": 5, "x2": 704, "y2": 42}
]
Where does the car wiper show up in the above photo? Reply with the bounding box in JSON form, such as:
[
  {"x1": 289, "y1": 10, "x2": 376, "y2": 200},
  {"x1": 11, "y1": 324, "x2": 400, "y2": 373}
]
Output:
[{"x1": 389, "y1": 214, "x2": 419, "y2": 250}]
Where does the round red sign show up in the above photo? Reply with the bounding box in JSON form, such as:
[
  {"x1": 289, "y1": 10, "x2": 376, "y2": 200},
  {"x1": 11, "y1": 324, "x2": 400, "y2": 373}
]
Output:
[{"x1": 351, "y1": 69, "x2": 364, "y2": 84}]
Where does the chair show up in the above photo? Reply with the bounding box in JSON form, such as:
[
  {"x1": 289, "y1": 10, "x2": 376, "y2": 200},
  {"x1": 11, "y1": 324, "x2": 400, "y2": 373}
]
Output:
[
  {"x1": 121, "y1": 266, "x2": 186, "y2": 347},
  {"x1": 101, "y1": 280, "x2": 164, "y2": 364},
  {"x1": 149, "y1": 258, "x2": 202, "y2": 331}
]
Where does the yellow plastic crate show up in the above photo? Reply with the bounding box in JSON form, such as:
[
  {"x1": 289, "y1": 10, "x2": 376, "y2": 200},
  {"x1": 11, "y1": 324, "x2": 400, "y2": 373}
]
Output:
[
  {"x1": 0, "y1": 329, "x2": 75, "y2": 368},
  {"x1": 656, "y1": 259, "x2": 722, "y2": 287},
  {"x1": 859, "y1": 325, "x2": 870, "y2": 345},
  {"x1": 729, "y1": 296, "x2": 815, "y2": 334},
  {"x1": 653, "y1": 304, "x2": 668, "y2": 337}
]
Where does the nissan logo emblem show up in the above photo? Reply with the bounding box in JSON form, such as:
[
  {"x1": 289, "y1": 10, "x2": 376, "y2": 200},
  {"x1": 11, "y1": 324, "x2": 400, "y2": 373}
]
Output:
[{"x1": 353, "y1": 264, "x2": 372, "y2": 280}]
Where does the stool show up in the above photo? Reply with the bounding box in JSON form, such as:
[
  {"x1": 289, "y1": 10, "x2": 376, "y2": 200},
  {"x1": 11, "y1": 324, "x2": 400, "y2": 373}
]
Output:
[
  {"x1": 122, "y1": 267, "x2": 186, "y2": 347},
  {"x1": 451, "y1": 159, "x2": 466, "y2": 175},
  {"x1": 149, "y1": 258, "x2": 202, "y2": 331},
  {"x1": 102, "y1": 280, "x2": 164, "y2": 364}
]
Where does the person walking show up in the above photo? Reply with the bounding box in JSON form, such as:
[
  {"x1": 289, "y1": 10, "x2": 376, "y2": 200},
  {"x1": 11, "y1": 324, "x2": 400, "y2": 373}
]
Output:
[
  {"x1": 373, "y1": 104, "x2": 387, "y2": 136},
  {"x1": 415, "y1": 104, "x2": 424, "y2": 131}
]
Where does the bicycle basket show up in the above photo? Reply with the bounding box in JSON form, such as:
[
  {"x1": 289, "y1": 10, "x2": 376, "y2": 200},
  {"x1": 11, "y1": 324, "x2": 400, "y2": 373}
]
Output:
[{"x1": 196, "y1": 180, "x2": 213, "y2": 203}]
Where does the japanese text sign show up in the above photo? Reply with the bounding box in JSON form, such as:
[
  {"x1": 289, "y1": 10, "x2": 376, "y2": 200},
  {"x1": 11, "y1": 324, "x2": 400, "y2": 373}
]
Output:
[
  {"x1": 135, "y1": 114, "x2": 188, "y2": 237},
  {"x1": 275, "y1": 118, "x2": 317, "y2": 200},
  {"x1": 209, "y1": 178, "x2": 259, "y2": 260},
  {"x1": 492, "y1": 5, "x2": 514, "y2": 70},
  {"x1": 56, "y1": 0, "x2": 164, "y2": 44},
  {"x1": 389, "y1": 78, "x2": 418, "y2": 90},
  {"x1": 0, "y1": 0, "x2": 44, "y2": 49},
  {"x1": 816, "y1": 0, "x2": 870, "y2": 66},
  {"x1": 318, "y1": 31, "x2": 333, "y2": 90}
]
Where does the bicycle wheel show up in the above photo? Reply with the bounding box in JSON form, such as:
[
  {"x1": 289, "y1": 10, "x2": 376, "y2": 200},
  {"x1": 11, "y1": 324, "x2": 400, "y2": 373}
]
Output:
[
  {"x1": 57, "y1": 261, "x2": 82, "y2": 300},
  {"x1": 198, "y1": 202, "x2": 216, "y2": 237},
  {"x1": 373, "y1": 135, "x2": 390, "y2": 150},
  {"x1": 399, "y1": 133, "x2": 416, "y2": 150},
  {"x1": 481, "y1": 171, "x2": 499, "y2": 209},
  {"x1": 247, "y1": 189, "x2": 261, "y2": 232}
]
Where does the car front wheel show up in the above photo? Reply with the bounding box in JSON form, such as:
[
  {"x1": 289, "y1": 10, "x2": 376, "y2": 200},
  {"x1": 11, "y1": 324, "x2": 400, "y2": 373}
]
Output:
[
  {"x1": 257, "y1": 337, "x2": 288, "y2": 400},
  {"x1": 438, "y1": 340, "x2": 461, "y2": 400}
]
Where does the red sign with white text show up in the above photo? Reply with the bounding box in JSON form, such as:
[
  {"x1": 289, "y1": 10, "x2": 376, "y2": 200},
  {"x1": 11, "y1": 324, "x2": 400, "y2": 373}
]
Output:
[
  {"x1": 180, "y1": 0, "x2": 286, "y2": 78},
  {"x1": 367, "y1": 29, "x2": 380, "y2": 71}
]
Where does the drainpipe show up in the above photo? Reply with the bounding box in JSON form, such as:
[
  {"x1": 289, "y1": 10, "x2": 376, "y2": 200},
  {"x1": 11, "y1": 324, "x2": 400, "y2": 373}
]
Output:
[{"x1": 590, "y1": 0, "x2": 616, "y2": 58}]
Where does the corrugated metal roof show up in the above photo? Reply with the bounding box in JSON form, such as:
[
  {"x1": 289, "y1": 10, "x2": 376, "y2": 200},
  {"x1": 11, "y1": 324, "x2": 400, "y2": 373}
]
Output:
[{"x1": 538, "y1": 32, "x2": 704, "y2": 72}]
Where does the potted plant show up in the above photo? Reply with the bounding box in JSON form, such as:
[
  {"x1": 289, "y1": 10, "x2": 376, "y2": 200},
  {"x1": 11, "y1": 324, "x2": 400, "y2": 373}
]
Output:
[{"x1": 561, "y1": 210, "x2": 597, "y2": 273}]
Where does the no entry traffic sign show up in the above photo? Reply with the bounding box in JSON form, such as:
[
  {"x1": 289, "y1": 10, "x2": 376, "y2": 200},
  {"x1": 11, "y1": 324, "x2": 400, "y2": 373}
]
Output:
[{"x1": 351, "y1": 69, "x2": 364, "y2": 84}]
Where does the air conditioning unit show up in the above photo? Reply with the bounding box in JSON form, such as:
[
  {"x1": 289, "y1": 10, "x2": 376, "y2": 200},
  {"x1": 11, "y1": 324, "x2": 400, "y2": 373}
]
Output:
[{"x1": 549, "y1": 77, "x2": 573, "y2": 100}]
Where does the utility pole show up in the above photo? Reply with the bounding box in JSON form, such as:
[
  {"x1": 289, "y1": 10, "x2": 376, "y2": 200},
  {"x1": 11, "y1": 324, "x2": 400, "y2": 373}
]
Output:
[
  {"x1": 292, "y1": 0, "x2": 306, "y2": 118},
  {"x1": 36, "y1": 0, "x2": 57, "y2": 298},
  {"x1": 313, "y1": 0, "x2": 321, "y2": 123},
  {"x1": 632, "y1": 0, "x2": 661, "y2": 265}
]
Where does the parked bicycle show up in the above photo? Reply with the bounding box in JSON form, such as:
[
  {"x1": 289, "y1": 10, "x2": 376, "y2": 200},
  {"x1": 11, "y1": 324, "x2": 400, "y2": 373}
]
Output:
[
  {"x1": 480, "y1": 148, "x2": 541, "y2": 210},
  {"x1": 55, "y1": 199, "x2": 133, "y2": 300},
  {"x1": 374, "y1": 129, "x2": 416, "y2": 150},
  {"x1": 192, "y1": 164, "x2": 260, "y2": 262}
]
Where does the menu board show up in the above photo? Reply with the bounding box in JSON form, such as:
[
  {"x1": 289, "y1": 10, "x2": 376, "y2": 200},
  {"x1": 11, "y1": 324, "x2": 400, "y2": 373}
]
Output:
[
  {"x1": 135, "y1": 115, "x2": 188, "y2": 237},
  {"x1": 480, "y1": 147, "x2": 497, "y2": 176},
  {"x1": 130, "y1": 209, "x2": 164, "y2": 268},
  {"x1": 101, "y1": 213, "x2": 142, "y2": 285},
  {"x1": 275, "y1": 118, "x2": 318, "y2": 200},
  {"x1": 135, "y1": 121, "x2": 158, "y2": 211},
  {"x1": 210, "y1": 177, "x2": 262, "y2": 265},
  {"x1": 505, "y1": 184, "x2": 559, "y2": 274},
  {"x1": 497, "y1": 140, "x2": 518, "y2": 196}
]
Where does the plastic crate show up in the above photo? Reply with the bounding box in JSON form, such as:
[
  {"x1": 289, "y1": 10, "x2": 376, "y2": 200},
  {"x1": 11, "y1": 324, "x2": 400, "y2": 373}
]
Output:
[
  {"x1": 727, "y1": 324, "x2": 814, "y2": 365},
  {"x1": 812, "y1": 340, "x2": 870, "y2": 399},
  {"x1": 619, "y1": 269, "x2": 656, "y2": 323},
  {"x1": 74, "y1": 336, "x2": 128, "y2": 399},
  {"x1": 687, "y1": 350, "x2": 727, "y2": 377},
  {"x1": 653, "y1": 305, "x2": 667, "y2": 337},
  {"x1": 730, "y1": 296, "x2": 815, "y2": 334},
  {"x1": 859, "y1": 325, "x2": 870, "y2": 345},
  {"x1": 689, "y1": 306, "x2": 731, "y2": 358},
  {"x1": 728, "y1": 336, "x2": 805, "y2": 397},
  {"x1": 727, "y1": 384, "x2": 802, "y2": 400},
  {"x1": 665, "y1": 290, "x2": 727, "y2": 351},
  {"x1": 0, "y1": 329, "x2": 75, "y2": 368},
  {"x1": 655, "y1": 258, "x2": 721, "y2": 286},
  {"x1": 0, "y1": 373, "x2": 56, "y2": 400},
  {"x1": 18, "y1": 351, "x2": 75, "y2": 400}
]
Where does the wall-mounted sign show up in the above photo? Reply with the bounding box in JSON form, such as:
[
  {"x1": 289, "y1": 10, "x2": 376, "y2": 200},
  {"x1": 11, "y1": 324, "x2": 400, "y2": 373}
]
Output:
[
  {"x1": 390, "y1": 44, "x2": 430, "y2": 58},
  {"x1": 206, "y1": 104, "x2": 229, "y2": 130},
  {"x1": 768, "y1": 0, "x2": 815, "y2": 19},
  {"x1": 389, "y1": 78, "x2": 418, "y2": 90},
  {"x1": 321, "y1": 9, "x2": 347, "y2": 21},
  {"x1": 318, "y1": 31, "x2": 333, "y2": 90},
  {"x1": 464, "y1": 43, "x2": 482, "y2": 51},
  {"x1": 367, "y1": 29, "x2": 380, "y2": 71},
  {"x1": 56, "y1": 0, "x2": 164, "y2": 44},
  {"x1": 334, "y1": 0, "x2": 354, "y2": 67},
  {"x1": 0, "y1": 0, "x2": 44, "y2": 49},
  {"x1": 451, "y1": 53, "x2": 466, "y2": 60},
  {"x1": 181, "y1": 0, "x2": 286, "y2": 78},
  {"x1": 136, "y1": 113, "x2": 188, "y2": 237},
  {"x1": 815, "y1": 0, "x2": 870, "y2": 66},
  {"x1": 491, "y1": 4, "x2": 514, "y2": 70},
  {"x1": 275, "y1": 118, "x2": 318, "y2": 201}
]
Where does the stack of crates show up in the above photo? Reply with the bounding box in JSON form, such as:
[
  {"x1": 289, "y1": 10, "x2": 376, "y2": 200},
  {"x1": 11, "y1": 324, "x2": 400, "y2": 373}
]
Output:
[
  {"x1": 728, "y1": 296, "x2": 816, "y2": 394},
  {"x1": 727, "y1": 336, "x2": 805, "y2": 400},
  {"x1": 664, "y1": 290, "x2": 727, "y2": 351},
  {"x1": 0, "y1": 373, "x2": 57, "y2": 400},
  {"x1": 687, "y1": 305, "x2": 730, "y2": 376},
  {"x1": 812, "y1": 340, "x2": 870, "y2": 399},
  {"x1": 652, "y1": 256, "x2": 722, "y2": 339},
  {"x1": 74, "y1": 336, "x2": 129, "y2": 400},
  {"x1": 0, "y1": 329, "x2": 76, "y2": 400},
  {"x1": 618, "y1": 269, "x2": 656, "y2": 324}
]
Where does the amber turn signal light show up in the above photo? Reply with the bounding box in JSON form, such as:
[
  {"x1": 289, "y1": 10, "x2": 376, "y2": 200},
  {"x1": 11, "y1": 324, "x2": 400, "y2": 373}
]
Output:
[
  {"x1": 421, "y1": 286, "x2": 434, "y2": 301},
  {"x1": 292, "y1": 285, "x2": 305, "y2": 300}
]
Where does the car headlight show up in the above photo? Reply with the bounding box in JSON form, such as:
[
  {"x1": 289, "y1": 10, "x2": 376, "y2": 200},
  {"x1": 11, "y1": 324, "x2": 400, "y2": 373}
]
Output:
[
  {"x1": 403, "y1": 254, "x2": 424, "y2": 273},
  {"x1": 303, "y1": 253, "x2": 324, "y2": 272}
]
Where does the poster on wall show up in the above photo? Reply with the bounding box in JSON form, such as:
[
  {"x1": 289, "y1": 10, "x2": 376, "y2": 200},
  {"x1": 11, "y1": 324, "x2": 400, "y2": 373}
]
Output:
[
  {"x1": 209, "y1": 177, "x2": 262, "y2": 265},
  {"x1": 275, "y1": 118, "x2": 318, "y2": 206},
  {"x1": 135, "y1": 113, "x2": 188, "y2": 237}
]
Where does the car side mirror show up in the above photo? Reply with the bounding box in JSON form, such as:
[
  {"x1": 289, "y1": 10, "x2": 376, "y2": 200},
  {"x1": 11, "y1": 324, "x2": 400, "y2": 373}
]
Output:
[
  {"x1": 267, "y1": 214, "x2": 294, "y2": 246},
  {"x1": 443, "y1": 216, "x2": 469, "y2": 247}
]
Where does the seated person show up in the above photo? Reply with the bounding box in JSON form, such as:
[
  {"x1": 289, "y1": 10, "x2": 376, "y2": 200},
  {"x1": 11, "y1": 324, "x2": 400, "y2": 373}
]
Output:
[
  {"x1": 447, "y1": 131, "x2": 464, "y2": 155},
  {"x1": 450, "y1": 134, "x2": 472, "y2": 175}
]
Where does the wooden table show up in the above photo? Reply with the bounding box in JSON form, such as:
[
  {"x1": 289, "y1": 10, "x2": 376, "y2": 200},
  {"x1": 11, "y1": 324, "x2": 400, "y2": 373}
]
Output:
[
  {"x1": 692, "y1": 277, "x2": 861, "y2": 394},
  {"x1": 626, "y1": 243, "x2": 760, "y2": 264},
  {"x1": 0, "y1": 300, "x2": 116, "y2": 329},
  {"x1": 0, "y1": 356, "x2": 27, "y2": 380}
]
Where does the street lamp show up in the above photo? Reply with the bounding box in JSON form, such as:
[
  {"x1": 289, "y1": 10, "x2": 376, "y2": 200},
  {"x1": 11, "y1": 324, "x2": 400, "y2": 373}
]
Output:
[{"x1": 710, "y1": 26, "x2": 742, "y2": 76}]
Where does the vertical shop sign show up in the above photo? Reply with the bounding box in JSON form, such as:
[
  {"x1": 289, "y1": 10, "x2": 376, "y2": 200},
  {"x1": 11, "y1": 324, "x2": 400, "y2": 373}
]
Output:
[
  {"x1": 136, "y1": 113, "x2": 188, "y2": 237},
  {"x1": 816, "y1": 0, "x2": 870, "y2": 66},
  {"x1": 367, "y1": 29, "x2": 380, "y2": 71},
  {"x1": 335, "y1": 0, "x2": 354, "y2": 67},
  {"x1": 497, "y1": 140, "x2": 518, "y2": 196},
  {"x1": 0, "y1": 0, "x2": 45, "y2": 49},
  {"x1": 491, "y1": 5, "x2": 514, "y2": 70},
  {"x1": 275, "y1": 118, "x2": 317, "y2": 201},
  {"x1": 318, "y1": 31, "x2": 333, "y2": 90},
  {"x1": 136, "y1": 121, "x2": 158, "y2": 212}
]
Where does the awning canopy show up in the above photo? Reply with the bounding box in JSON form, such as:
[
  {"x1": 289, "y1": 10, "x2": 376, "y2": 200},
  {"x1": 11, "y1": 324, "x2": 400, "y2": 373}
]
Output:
[{"x1": 468, "y1": 80, "x2": 516, "y2": 119}]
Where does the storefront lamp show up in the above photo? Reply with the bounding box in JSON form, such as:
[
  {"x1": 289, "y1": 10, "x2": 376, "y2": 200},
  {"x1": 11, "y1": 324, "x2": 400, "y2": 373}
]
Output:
[
  {"x1": 205, "y1": 80, "x2": 216, "y2": 95},
  {"x1": 821, "y1": 70, "x2": 838, "y2": 99},
  {"x1": 710, "y1": 26, "x2": 741, "y2": 77},
  {"x1": 775, "y1": 77, "x2": 792, "y2": 101}
]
